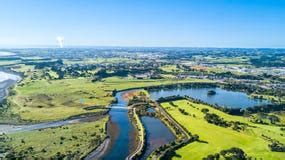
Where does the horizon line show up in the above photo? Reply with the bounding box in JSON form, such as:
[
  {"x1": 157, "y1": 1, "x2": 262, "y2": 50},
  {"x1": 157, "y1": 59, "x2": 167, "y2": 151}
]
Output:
[{"x1": 0, "y1": 44, "x2": 285, "y2": 49}]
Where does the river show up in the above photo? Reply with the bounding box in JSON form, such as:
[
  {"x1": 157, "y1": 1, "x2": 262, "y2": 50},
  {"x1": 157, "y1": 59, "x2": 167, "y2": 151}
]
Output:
[
  {"x1": 101, "y1": 91, "x2": 136, "y2": 159},
  {"x1": 0, "y1": 71, "x2": 21, "y2": 102}
]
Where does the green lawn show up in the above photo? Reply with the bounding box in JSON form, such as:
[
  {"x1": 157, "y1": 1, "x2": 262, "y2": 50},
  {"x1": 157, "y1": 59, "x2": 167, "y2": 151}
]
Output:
[
  {"x1": 161, "y1": 100, "x2": 285, "y2": 159},
  {"x1": 6, "y1": 116, "x2": 108, "y2": 159}
]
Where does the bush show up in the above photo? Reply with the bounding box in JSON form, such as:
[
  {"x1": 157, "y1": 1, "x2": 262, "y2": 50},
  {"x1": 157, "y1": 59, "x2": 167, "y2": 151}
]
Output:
[{"x1": 201, "y1": 108, "x2": 209, "y2": 114}]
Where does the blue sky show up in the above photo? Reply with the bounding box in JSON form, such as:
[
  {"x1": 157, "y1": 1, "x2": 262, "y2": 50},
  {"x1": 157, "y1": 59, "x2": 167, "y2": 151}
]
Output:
[{"x1": 0, "y1": 0, "x2": 285, "y2": 48}]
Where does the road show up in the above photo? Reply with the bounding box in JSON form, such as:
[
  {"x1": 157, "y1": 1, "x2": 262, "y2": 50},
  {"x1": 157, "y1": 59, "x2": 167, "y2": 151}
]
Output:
[{"x1": 0, "y1": 115, "x2": 106, "y2": 134}]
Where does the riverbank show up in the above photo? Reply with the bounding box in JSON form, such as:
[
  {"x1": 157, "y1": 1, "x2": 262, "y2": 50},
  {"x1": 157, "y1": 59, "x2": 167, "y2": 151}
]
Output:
[
  {"x1": 84, "y1": 138, "x2": 111, "y2": 160},
  {"x1": 127, "y1": 108, "x2": 145, "y2": 159}
]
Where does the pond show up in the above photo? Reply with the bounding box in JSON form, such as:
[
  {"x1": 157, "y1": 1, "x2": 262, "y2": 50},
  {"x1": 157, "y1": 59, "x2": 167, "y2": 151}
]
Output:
[{"x1": 149, "y1": 87, "x2": 271, "y2": 108}]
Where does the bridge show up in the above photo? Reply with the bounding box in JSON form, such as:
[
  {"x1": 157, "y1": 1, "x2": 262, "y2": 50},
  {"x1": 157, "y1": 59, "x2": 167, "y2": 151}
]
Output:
[
  {"x1": 105, "y1": 102, "x2": 147, "y2": 110},
  {"x1": 106, "y1": 106, "x2": 131, "y2": 110}
]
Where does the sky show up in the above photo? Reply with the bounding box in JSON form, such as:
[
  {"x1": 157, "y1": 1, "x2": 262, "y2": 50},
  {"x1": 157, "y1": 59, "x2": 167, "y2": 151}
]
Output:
[{"x1": 0, "y1": 0, "x2": 285, "y2": 48}]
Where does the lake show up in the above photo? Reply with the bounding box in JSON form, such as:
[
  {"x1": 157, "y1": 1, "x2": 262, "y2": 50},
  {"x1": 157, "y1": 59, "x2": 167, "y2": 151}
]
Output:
[{"x1": 149, "y1": 87, "x2": 271, "y2": 108}]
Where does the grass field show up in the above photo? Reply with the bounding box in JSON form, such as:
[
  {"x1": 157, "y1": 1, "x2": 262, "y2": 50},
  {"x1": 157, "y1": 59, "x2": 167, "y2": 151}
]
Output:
[
  {"x1": 5, "y1": 116, "x2": 108, "y2": 158},
  {"x1": 8, "y1": 78, "x2": 108, "y2": 121},
  {"x1": 160, "y1": 65, "x2": 184, "y2": 73},
  {"x1": 161, "y1": 100, "x2": 285, "y2": 159}
]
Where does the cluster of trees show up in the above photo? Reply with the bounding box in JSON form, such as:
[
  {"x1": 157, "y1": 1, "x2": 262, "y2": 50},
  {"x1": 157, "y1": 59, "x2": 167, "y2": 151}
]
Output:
[
  {"x1": 203, "y1": 112, "x2": 247, "y2": 131},
  {"x1": 157, "y1": 96, "x2": 185, "y2": 103},
  {"x1": 250, "y1": 55, "x2": 285, "y2": 67},
  {"x1": 214, "y1": 71, "x2": 263, "y2": 80},
  {"x1": 261, "y1": 134, "x2": 285, "y2": 152},
  {"x1": 132, "y1": 104, "x2": 156, "y2": 117},
  {"x1": 222, "y1": 83, "x2": 284, "y2": 100},
  {"x1": 250, "y1": 112, "x2": 280, "y2": 125},
  {"x1": 204, "y1": 113, "x2": 231, "y2": 128},
  {"x1": 128, "y1": 93, "x2": 150, "y2": 106},
  {"x1": 203, "y1": 147, "x2": 249, "y2": 160},
  {"x1": 268, "y1": 142, "x2": 285, "y2": 152},
  {"x1": 24, "y1": 59, "x2": 63, "y2": 69},
  {"x1": 178, "y1": 108, "x2": 189, "y2": 115},
  {"x1": 148, "y1": 83, "x2": 217, "y2": 93},
  {"x1": 94, "y1": 69, "x2": 128, "y2": 79},
  {"x1": 246, "y1": 104, "x2": 285, "y2": 115}
]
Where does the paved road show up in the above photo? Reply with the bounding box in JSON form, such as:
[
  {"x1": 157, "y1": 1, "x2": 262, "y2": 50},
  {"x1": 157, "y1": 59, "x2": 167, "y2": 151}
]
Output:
[{"x1": 0, "y1": 115, "x2": 106, "y2": 134}]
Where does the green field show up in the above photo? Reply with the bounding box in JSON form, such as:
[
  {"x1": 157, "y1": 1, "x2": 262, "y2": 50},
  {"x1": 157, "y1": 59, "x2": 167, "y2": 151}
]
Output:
[
  {"x1": 161, "y1": 100, "x2": 285, "y2": 159},
  {"x1": 160, "y1": 65, "x2": 184, "y2": 73},
  {"x1": 4, "y1": 116, "x2": 108, "y2": 159}
]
